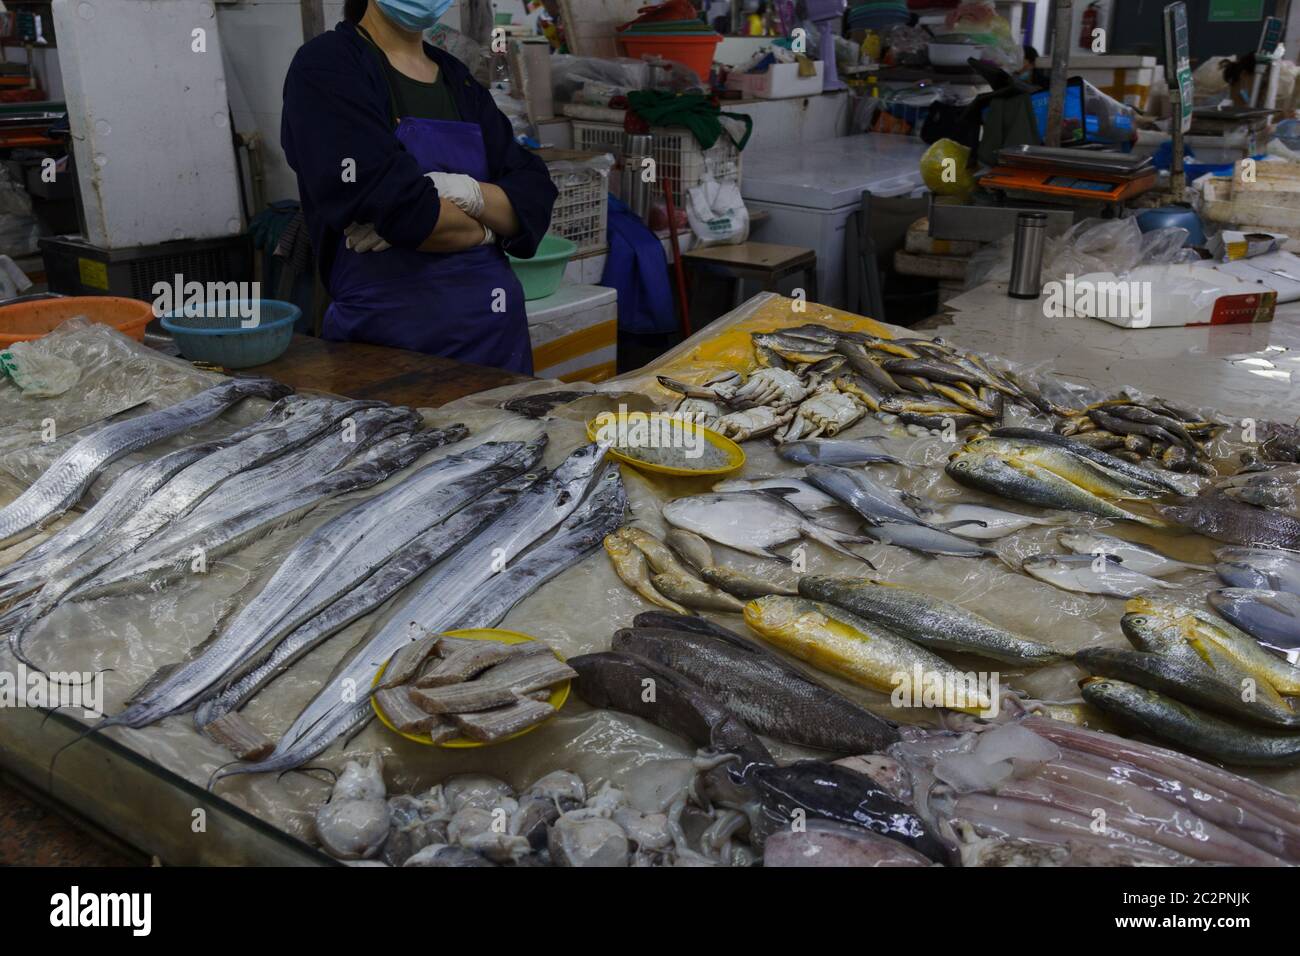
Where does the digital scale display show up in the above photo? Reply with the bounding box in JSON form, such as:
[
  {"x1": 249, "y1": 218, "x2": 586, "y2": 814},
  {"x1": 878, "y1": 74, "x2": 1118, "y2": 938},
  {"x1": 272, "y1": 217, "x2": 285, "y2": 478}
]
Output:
[{"x1": 1044, "y1": 175, "x2": 1115, "y2": 192}]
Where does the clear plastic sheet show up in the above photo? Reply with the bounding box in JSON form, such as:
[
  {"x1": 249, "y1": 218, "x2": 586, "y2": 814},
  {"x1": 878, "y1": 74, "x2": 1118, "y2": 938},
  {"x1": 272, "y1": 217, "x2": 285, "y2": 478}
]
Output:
[
  {"x1": 550, "y1": 55, "x2": 653, "y2": 103},
  {"x1": 965, "y1": 217, "x2": 1198, "y2": 290},
  {"x1": 2, "y1": 304, "x2": 1297, "y2": 863}
]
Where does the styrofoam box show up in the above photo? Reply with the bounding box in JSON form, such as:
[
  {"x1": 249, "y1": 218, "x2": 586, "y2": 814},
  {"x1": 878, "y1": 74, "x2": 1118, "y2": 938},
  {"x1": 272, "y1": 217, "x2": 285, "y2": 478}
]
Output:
[
  {"x1": 727, "y1": 61, "x2": 825, "y2": 99},
  {"x1": 526, "y1": 283, "x2": 618, "y2": 382}
]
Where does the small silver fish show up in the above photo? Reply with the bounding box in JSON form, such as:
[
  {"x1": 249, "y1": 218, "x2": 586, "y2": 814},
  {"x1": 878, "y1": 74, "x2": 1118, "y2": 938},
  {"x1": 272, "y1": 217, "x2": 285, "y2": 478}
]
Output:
[
  {"x1": 1208, "y1": 588, "x2": 1300, "y2": 651},
  {"x1": 1022, "y1": 554, "x2": 1178, "y2": 597},
  {"x1": 922, "y1": 503, "x2": 1063, "y2": 541},
  {"x1": 1058, "y1": 531, "x2": 1211, "y2": 577}
]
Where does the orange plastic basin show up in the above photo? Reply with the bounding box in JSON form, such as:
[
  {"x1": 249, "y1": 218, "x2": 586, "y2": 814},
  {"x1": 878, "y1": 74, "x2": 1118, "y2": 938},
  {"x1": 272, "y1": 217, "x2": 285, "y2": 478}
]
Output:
[
  {"x1": 0, "y1": 296, "x2": 154, "y2": 348},
  {"x1": 618, "y1": 35, "x2": 720, "y2": 82}
]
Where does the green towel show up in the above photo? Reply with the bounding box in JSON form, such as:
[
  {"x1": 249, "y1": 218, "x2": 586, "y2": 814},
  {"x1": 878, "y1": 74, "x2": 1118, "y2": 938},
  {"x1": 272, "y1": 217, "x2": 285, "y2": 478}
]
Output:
[{"x1": 626, "y1": 90, "x2": 753, "y2": 151}]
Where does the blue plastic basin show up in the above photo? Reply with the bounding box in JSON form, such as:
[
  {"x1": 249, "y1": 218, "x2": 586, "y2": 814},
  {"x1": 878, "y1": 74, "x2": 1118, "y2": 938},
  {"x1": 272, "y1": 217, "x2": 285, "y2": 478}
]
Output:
[{"x1": 160, "y1": 299, "x2": 299, "y2": 369}]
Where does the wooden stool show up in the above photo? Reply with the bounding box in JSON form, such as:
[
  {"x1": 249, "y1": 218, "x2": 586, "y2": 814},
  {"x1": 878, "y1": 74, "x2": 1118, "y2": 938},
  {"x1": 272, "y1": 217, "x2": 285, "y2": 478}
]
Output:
[{"x1": 683, "y1": 241, "x2": 818, "y2": 311}]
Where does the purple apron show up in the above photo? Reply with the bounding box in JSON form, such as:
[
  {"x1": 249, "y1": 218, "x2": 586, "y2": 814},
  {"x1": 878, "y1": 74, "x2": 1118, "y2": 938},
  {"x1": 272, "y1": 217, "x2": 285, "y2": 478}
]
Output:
[{"x1": 324, "y1": 117, "x2": 533, "y2": 374}]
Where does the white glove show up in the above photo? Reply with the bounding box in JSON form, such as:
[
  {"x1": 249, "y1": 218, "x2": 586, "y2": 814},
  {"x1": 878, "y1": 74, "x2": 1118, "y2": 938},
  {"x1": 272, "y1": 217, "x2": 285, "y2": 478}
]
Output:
[
  {"x1": 344, "y1": 222, "x2": 390, "y2": 253},
  {"x1": 427, "y1": 171, "x2": 485, "y2": 219},
  {"x1": 479, "y1": 223, "x2": 496, "y2": 246}
]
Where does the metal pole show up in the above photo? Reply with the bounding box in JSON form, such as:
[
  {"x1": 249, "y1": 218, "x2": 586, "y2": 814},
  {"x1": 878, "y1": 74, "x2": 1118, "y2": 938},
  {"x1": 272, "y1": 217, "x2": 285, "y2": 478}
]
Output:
[
  {"x1": 1169, "y1": 74, "x2": 1185, "y2": 197},
  {"x1": 300, "y1": 0, "x2": 325, "y2": 41},
  {"x1": 1044, "y1": 0, "x2": 1073, "y2": 148}
]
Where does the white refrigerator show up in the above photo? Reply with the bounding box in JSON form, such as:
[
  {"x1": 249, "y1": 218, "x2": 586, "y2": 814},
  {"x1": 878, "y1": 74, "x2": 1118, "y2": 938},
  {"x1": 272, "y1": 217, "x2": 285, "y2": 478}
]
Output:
[{"x1": 741, "y1": 134, "x2": 928, "y2": 309}]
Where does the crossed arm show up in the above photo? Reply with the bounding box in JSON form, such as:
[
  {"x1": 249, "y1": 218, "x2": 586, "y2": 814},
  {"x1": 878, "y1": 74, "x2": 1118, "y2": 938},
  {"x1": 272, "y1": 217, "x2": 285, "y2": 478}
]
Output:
[
  {"x1": 349, "y1": 177, "x2": 522, "y2": 254},
  {"x1": 416, "y1": 180, "x2": 521, "y2": 253}
]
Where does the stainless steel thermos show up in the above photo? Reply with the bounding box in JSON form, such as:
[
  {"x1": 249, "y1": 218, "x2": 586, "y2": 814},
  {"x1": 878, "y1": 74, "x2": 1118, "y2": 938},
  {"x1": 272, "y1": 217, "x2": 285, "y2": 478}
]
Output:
[
  {"x1": 1008, "y1": 212, "x2": 1048, "y2": 300},
  {"x1": 621, "y1": 133, "x2": 653, "y2": 221}
]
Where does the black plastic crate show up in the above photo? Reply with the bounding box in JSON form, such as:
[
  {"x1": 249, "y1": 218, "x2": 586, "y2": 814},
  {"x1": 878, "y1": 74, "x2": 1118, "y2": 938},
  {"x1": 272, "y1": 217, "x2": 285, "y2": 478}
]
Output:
[{"x1": 38, "y1": 234, "x2": 253, "y2": 301}]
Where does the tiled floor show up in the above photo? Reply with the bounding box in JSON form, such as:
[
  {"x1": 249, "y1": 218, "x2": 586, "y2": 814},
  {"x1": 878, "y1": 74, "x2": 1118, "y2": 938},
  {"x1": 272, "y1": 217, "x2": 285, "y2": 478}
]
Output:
[{"x1": 0, "y1": 777, "x2": 138, "y2": 866}]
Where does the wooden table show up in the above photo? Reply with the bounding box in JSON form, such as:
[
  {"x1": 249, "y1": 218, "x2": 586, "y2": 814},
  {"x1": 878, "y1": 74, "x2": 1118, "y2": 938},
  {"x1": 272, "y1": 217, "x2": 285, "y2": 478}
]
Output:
[
  {"x1": 254, "y1": 335, "x2": 529, "y2": 407},
  {"x1": 683, "y1": 241, "x2": 819, "y2": 310}
]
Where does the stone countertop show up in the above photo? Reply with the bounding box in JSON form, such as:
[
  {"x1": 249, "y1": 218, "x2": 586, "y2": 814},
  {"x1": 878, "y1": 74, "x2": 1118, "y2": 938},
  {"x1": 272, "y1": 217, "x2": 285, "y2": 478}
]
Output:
[{"x1": 923, "y1": 281, "x2": 1300, "y2": 419}]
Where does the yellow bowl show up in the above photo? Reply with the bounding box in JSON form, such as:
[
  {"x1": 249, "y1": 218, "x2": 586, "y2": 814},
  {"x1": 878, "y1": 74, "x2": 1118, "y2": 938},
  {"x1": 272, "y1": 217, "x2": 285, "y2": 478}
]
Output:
[
  {"x1": 371, "y1": 627, "x2": 570, "y2": 749},
  {"x1": 586, "y1": 412, "x2": 745, "y2": 477}
]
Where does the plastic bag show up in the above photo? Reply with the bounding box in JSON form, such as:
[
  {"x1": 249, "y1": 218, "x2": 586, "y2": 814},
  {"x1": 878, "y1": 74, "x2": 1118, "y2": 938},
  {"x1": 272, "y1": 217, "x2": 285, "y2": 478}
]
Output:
[
  {"x1": 0, "y1": 339, "x2": 81, "y2": 397},
  {"x1": 1081, "y1": 80, "x2": 1137, "y2": 145},
  {"x1": 920, "y1": 138, "x2": 976, "y2": 198},
  {"x1": 685, "y1": 176, "x2": 749, "y2": 247},
  {"x1": 0, "y1": 254, "x2": 32, "y2": 300},
  {"x1": 966, "y1": 217, "x2": 1195, "y2": 289},
  {"x1": 550, "y1": 55, "x2": 652, "y2": 103},
  {"x1": 0, "y1": 164, "x2": 38, "y2": 257},
  {"x1": 941, "y1": 1, "x2": 1022, "y2": 72}
]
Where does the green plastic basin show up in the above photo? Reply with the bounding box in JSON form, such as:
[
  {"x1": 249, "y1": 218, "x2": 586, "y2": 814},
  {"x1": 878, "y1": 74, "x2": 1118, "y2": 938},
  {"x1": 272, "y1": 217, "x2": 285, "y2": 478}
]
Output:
[{"x1": 508, "y1": 233, "x2": 578, "y2": 301}]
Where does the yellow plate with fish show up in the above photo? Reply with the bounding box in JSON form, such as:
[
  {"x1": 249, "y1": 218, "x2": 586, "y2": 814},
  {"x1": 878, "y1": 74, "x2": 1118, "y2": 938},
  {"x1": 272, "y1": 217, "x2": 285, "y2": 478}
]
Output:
[
  {"x1": 371, "y1": 628, "x2": 570, "y2": 749},
  {"x1": 586, "y1": 411, "x2": 745, "y2": 477}
]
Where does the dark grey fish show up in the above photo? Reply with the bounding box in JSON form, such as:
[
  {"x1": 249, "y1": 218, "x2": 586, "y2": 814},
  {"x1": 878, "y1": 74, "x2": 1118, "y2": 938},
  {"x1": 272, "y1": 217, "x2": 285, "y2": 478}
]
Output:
[
  {"x1": 569, "y1": 650, "x2": 772, "y2": 770},
  {"x1": 500, "y1": 390, "x2": 593, "y2": 418},
  {"x1": 1209, "y1": 589, "x2": 1300, "y2": 651},
  {"x1": 1104, "y1": 404, "x2": 1200, "y2": 452},
  {"x1": 1158, "y1": 494, "x2": 1300, "y2": 551},
  {"x1": 745, "y1": 760, "x2": 947, "y2": 861},
  {"x1": 610, "y1": 626, "x2": 898, "y2": 753},
  {"x1": 776, "y1": 438, "x2": 906, "y2": 467},
  {"x1": 1075, "y1": 647, "x2": 1300, "y2": 729},
  {"x1": 1216, "y1": 548, "x2": 1300, "y2": 595}
]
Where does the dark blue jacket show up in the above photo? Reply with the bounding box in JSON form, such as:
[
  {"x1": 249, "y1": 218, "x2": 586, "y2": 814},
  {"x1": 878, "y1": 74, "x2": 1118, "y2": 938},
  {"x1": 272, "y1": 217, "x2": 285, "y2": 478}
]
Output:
[{"x1": 282, "y1": 20, "x2": 556, "y2": 286}]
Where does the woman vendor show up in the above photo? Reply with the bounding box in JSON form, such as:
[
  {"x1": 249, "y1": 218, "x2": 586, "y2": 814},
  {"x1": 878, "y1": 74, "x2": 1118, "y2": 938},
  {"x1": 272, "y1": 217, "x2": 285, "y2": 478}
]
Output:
[{"x1": 282, "y1": 0, "x2": 557, "y2": 373}]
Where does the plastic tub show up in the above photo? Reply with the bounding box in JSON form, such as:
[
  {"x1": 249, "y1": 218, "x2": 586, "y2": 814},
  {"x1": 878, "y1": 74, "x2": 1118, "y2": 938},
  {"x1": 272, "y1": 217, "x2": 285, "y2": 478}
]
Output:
[
  {"x1": 0, "y1": 296, "x2": 153, "y2": 348},
  {"x1": 160, "y1": 299, "x2": 299, "y2": 369},
  {"x1": 508, "y1": 234, "x2": 578, "y2": 301},
  {"x1": 618, "y1": 34, "x2": 720, "y2": 82}
]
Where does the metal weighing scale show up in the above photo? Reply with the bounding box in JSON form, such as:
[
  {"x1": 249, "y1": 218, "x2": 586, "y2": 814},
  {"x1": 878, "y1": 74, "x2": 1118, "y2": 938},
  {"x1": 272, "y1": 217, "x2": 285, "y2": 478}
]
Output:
[{"x1": 979, "y1": 146, "x2": 1158, "y2": 206}]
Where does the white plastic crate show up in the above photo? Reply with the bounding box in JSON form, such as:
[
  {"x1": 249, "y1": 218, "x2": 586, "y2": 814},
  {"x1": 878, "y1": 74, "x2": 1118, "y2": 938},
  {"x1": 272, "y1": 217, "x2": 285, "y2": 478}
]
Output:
[
  {"x1": 546, "y1": 159, "x2": 610, "y2": 255},
  {"x1": 572, "y1": 121, "x2": 626, "y2": 155},
  {"x1": 571, "y1": 120, "x2": 742, "y2": 207}
]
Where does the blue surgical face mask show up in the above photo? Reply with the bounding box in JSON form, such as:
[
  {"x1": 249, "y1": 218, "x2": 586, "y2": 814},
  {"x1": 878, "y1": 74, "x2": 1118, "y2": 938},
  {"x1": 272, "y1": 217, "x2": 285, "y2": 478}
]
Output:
[{"x1": 374, "y1": 0, "x2": 453, "y2": 32}]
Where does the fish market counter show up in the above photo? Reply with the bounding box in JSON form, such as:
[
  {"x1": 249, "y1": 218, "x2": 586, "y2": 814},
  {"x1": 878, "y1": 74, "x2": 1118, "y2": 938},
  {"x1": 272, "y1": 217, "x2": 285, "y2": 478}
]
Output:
[
  {"x1": 0, "y1": 336, "x2": 530, "y2": 865},
  {"x1": 3, "y1": 296, "x2": 1300, "y2": 868}
]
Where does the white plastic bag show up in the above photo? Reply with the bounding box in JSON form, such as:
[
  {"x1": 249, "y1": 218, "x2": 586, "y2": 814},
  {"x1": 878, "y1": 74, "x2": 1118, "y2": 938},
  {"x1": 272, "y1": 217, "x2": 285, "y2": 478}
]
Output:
[
  {"x1": 0, "y1": 165, "x2": 38, "y2": 257},
  {"x1": 685, "y1": 177, "x2": 749, "y2": 247},
  {"x1": 1, "y1": 339, "x2": 82, "y2": 397}
]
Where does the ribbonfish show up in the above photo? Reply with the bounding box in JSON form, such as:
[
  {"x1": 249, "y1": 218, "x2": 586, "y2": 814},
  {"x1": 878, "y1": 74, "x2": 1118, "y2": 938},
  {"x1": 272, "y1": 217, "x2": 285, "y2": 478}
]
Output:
[
  {"x1": 0, "y1": 377, "x2": 290, "y2": 550},
  {"x1": 211, "y1": 443, "x2": 611, "y2": 780}
]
